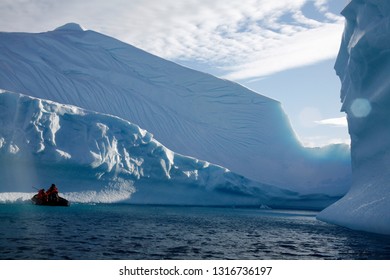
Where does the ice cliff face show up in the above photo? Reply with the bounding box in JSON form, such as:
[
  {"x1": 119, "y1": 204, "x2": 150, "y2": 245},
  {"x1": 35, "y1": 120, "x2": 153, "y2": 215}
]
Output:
[
  {"x1": 0, "y1": 24, "x2": 351, "y2": 196},
  {"x1": 1, "y1": 90, "x2": 331, "y2": 207},
  {"x1": 318, "y1": 0, "x2": 390, "y2": 234}
]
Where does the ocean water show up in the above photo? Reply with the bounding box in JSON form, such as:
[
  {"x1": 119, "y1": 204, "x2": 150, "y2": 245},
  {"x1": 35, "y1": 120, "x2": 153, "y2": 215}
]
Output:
[{"x1": 0, "y1": 203, "x2": 389, "y2": 260}]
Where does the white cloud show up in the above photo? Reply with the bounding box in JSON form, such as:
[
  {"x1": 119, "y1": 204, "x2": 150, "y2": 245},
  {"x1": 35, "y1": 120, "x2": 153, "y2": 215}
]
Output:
[
  {"x1": 315, "y1": 116, "x2": 348, "y2": 127},
  {"x1": 0, "y1": 0, "x2": 344, "y2": 80},
  {"x1": 301, "y1": 136, "x2": 350, "y2": 147},
  {"x1": 222, "y1": 22, "x2": 343, "y2": 79}
]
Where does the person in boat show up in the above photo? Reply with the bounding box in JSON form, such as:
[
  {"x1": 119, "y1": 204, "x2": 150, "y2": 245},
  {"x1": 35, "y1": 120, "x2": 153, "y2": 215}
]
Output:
[
  {"x1": 46, "y1": 184, "x2": 59, "y2": 202},
  {"x1": 37, "y1": 188, "x2": 48, "y2": 203}
]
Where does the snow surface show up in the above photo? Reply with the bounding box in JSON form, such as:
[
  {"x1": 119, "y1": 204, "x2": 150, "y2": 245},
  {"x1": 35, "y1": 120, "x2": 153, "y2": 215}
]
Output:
[
  {"x1": 318, "y1": 0, "x2": 390, "y2": 235},
  {"x1": 0, "y1": 24, "x2": 351, "y2": 196},
  {"x1": 54, "y1": 23, "x2": 85, "y2": 32},
  {"x1": 0, "y1": 90, "x2": 340, "y2": 208}
]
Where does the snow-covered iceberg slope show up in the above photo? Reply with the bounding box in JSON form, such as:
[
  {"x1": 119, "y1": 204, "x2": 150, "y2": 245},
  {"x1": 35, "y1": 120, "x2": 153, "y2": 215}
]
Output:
[
  {"x1": 1, "y1": 90, "x2": 334, "y2": 207},
  {"x1": 0, "y1": 24, "x2": 351, "y2": 196},
  {"x1": 318, "y1": 0, "x2": 390, "y2": 235}
]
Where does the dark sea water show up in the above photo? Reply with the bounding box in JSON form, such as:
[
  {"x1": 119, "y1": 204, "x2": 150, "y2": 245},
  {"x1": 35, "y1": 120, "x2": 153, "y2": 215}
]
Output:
[{"x1": 0, "y1": 203, "x2": 389, "y2": 260}]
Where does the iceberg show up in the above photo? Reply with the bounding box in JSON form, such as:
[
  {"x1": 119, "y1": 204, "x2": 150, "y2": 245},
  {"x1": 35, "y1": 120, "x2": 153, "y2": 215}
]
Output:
[
  {"x1": 1, "y1": 90, "x2": 338, "y2": 208},
  {"x1": 0, "y1": 24, "x2": 351, "y2": 197},
  {"x1": 318, "y1": 0, "x2": 390, "y2": 235}
]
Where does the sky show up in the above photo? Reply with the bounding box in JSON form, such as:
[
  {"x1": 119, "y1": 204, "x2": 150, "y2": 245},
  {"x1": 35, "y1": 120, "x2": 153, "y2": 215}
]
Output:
[{"x1": 0, "y1": 0, "x2": 349, "y2": 147}]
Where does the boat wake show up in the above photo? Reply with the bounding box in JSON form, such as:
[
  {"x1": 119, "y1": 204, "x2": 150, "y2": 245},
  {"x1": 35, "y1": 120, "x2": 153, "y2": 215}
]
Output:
[{"x1": 0, "y1": 192, "x2": 34, "y2": 204}]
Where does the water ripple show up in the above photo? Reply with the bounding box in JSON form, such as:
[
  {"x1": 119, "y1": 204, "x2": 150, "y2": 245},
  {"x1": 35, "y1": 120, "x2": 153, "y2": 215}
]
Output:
[{"x1": 0, "y1": 204, "x2": 389, "y2": 259}]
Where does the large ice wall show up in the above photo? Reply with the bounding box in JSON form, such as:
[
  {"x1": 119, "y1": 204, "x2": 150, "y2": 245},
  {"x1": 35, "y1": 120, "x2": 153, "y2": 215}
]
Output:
[
  {"x1": 0, "y1": 24, "x2": 351, "y2": 196},
  {"x1": 318, "y1": 0, "x2": 390, "y2": 235},
  {"x1": 2, "y1": 90, "x2": 333, "y2": 207}
]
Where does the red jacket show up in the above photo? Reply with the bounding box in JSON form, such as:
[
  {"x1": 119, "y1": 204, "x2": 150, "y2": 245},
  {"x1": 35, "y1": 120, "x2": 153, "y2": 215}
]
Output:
[
  {"x1": 46, "y1": 186, "x2": 58, "y2": 195},
  {"x1": 37, "y1": 189, "x2": 48, "y2": 201}
]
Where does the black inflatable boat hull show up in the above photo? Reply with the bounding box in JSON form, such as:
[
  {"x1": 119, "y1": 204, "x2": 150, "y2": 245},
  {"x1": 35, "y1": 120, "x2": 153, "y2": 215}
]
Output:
[{"x1": 31, "y1": 195, "x2": 70, "y2": 206}]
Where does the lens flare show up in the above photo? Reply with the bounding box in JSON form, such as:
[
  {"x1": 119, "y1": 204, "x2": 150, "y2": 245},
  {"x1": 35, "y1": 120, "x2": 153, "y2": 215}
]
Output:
[{"x1": 350, "y1": 98, "x2": 371, "y2": 118}]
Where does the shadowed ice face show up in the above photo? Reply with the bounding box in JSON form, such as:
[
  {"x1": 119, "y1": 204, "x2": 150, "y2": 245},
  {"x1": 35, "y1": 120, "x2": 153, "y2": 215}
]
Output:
[{"x1": 335, "y1": 0, "x2": 390, "y2": 161}]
